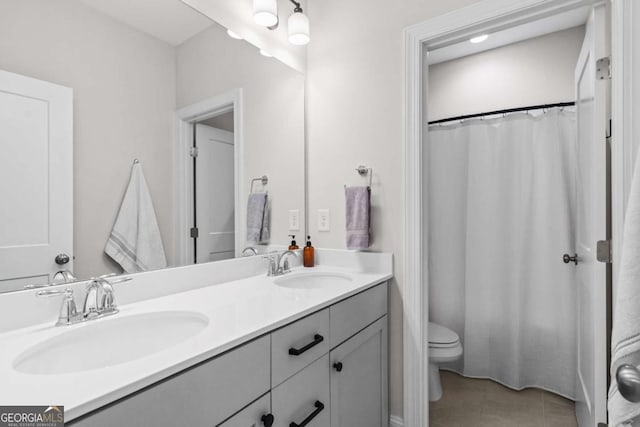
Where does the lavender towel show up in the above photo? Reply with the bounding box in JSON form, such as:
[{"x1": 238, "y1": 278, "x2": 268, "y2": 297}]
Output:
[{"x1": 345, "y1": 186, "x2": 370, "y2": 250}]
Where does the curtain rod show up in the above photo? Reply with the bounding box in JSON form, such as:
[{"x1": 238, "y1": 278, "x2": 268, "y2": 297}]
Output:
[{"x1": 427, "y1": 102, "x2": 576, "y2": 126}]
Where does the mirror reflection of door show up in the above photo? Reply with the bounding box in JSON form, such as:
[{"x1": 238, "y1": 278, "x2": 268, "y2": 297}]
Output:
[
  {"x1": 194, "y1": 113, "x2": 235, "y2": 263},
  {"x1": 0, "y1": 70, "x2": 73, "y2": 293}
]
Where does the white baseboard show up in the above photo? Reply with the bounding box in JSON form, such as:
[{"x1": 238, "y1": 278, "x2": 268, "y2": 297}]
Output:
[{"x1": 390, "y1": 414, "x2": 404, "y2": 427}]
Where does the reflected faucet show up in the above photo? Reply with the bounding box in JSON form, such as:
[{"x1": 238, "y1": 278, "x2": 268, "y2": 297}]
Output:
[
  {"x1": 53, "y1": 270, "x2": 76, "y2": 284},
  {"x1": 241, "y1": 246, "x2": 259, "y2": 257}
]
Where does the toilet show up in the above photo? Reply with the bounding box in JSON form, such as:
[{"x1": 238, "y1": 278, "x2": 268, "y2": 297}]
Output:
[{"x1": 428, "y1": 322, "x2": 463, "y2": 401}]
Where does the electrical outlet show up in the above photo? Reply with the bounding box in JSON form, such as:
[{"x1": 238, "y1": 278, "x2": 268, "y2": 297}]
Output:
[
  {"x1": 288, "y1": 209, "x2": 300, "y2": 231},
  {"x1": 317, "y1": 209, "x2": 330, "y2": 232}
]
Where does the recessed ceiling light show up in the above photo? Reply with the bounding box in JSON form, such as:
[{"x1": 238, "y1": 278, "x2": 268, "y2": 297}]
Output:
[
  {"x1": 470, "y1": 34, "x2": 489, "y2": 44},
  {"x1": 260, "y1": 49, "x2": 273, "y2": 58},
  {"x1": 227, "y1": 29, "x2": 242, "y2": 40}
]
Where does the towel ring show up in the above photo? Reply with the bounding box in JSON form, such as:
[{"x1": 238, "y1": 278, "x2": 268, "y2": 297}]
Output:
[
  {"x1": 344, "y1": 165, "x2": 372, "y2": 189},
  {"x1": 250, "y1": 175, "x2": 268, "y2": 193}
]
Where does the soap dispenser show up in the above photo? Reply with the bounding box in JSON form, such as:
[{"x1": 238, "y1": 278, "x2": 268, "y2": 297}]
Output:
[
  {"x1": 303, "y1": 235, "x2": 315, "y2": 267},
  {"x1": 288, "y1": 235, "x2": 299, "y2": 250}
]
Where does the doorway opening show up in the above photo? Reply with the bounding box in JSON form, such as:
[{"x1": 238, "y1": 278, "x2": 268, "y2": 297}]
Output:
[
  {"x1": 403, "y1": 1, "x2": 616, "y2": 426},
  {"x1": 174, "y1": 89, "x2": 244, "y2": 267}
]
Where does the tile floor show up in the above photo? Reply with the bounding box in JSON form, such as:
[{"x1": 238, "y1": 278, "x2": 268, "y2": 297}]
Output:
[{"x1": 429, "y1": 371, "x2": 577, "y2": 427}]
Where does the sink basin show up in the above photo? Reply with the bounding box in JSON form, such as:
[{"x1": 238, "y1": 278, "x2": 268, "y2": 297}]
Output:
[
  {"x1": 273, "y1": 272, "x2": 353, "y2": 290},
  {"x1": 14, "y1": 311, "x2": 209, "y2": 375}
]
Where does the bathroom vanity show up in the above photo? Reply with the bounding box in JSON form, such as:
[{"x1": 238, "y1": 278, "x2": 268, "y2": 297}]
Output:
[{"x1": 0, "y1": 249, "x2": 392, "y2": 427}]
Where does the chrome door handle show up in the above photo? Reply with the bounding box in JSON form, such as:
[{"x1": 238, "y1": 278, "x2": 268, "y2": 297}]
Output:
[
  {"x1": 617, "y1": 364, "x2": 640, "y2": 403},
  {"x1": 563, "y1": 253, "x2": 578, "y2": 265}
]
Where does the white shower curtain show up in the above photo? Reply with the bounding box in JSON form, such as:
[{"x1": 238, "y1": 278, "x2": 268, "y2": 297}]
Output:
[{"x1": 428, "y1": 109, "x2": 577, "y2": 399}]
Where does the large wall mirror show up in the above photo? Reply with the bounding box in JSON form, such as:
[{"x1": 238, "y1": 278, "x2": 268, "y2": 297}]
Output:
[{"x1": 0, "y1": 0, "x2": 306, "y2": 293}]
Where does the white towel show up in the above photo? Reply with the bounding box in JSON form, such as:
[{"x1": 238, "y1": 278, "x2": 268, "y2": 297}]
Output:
[
  {"x1": 609, "y1": 152, "x2": 640, "y2": 426},
  {"x1": 105, "y1": 163, "x2": 167, "y2": 273}
]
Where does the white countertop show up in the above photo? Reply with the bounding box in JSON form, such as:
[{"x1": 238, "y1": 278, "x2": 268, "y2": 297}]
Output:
[{"x1": 0, "y1": 265, "x2": 391, "y2": 421}]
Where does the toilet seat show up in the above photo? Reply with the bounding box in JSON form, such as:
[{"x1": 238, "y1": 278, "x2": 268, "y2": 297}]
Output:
[{"x1": 428, "y1": 322, "x2": 460, "y2": 348}]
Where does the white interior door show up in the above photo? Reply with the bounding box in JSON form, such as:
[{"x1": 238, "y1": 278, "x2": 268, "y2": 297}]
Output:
[
  {"x1": 0, "y1": 70, "x2": 73, "y2": 292},
  {"x1": 194, "y1": 123, "x2": 235, "y2": 263},
  {"x1": 574, "y1": 5, "x2": 608, "y2": 426}
]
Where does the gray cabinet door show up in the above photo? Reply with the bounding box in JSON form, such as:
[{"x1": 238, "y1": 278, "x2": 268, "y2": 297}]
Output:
[{"x1": 330, "y1": 316, "x2": 388, "y2": 427}]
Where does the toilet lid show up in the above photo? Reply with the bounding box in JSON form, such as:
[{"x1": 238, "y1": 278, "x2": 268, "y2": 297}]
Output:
[{"x1": 428, "y1": 322, "x2": 459, "y2": 347}]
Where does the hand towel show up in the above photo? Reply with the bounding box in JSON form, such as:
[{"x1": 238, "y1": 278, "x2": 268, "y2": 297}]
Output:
[
  {"x1": 247, "y1": 192, "x2": 269, "y2": 243},
  {"x1": 345, "y1": 186, "x2": 370, "y2": 250},
  {"x1": 105, "y1": 163, "x2": 167, "y2": 273},
  {"x1": 609, "y1": 151, "x2": 640, "y2": 426}
]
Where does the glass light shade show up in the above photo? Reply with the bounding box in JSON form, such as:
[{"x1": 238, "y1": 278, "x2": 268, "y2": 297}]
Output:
[
  {"x1": 288, "y1": 11, "x2": 310, "y2": 45},
  {"x1": 253, "y1": 0, "x2": 278, "y2": 27},
  {"x1": 259, "y1": 49, "x2": 273, "y2": 58}
]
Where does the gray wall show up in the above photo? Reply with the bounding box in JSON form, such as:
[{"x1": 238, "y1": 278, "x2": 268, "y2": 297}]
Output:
[
  {"x1": 0, "y1": 0, "x2": 176, "y2": 280},
  {"x1": 176, "y1": 23, "x2": 306, "y2": 249},
  {"x1": 428, "y1": 26, "x2": 585, "y2": 121}
]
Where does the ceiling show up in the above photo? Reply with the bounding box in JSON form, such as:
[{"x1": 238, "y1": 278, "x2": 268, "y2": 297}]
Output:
[
  {"x1": 427, "y1": 6, "x2": 590, "y2": 65},
  {"x1": 78, "y1": 0, "x2": 214, "y2": 46}
]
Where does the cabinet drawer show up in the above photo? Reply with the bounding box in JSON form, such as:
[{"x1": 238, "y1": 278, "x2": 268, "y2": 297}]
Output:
[
  {"x1": 218, "y1": 393, "x2": 272, "y2": 427},
  {"x1": 271, "y1": 309, "x2": 329, "y2": 387},
  {"x1": 272, "y1": 354, "x2": 330, "y2": 427},
  {"x1": 330, "y1": 282, "x2": 387, "y2": 348},
  {"x1": 70, "y1": 335, "x2": 270, "y2": 427}
]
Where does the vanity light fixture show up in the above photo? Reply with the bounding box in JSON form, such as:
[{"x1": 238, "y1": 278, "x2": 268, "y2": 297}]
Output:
[
  {"x1": 227, "y1": 29, "x2": 242, "y2": 40},
  {"x1": 253, "y1": 0, "x2": 279, "y2": 27},
  {"x1": 287, "y1": 0, "x2": 310, "y2": 45},
  {"x1": 470, "y1": 34, "x2": 489, "y2": 44}
]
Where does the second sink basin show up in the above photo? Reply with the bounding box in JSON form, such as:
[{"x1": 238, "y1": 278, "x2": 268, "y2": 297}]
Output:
[
  {"x1": 13, "y1": 310, "x2": 209, "y2": 375},
  {"x1": 273, "y1": 272, "x2": 353, "y2": 290}
]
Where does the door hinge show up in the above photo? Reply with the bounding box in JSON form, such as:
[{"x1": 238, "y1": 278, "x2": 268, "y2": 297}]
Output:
[
  {"x1": 190, "y1": 146, "x2": 199, "y2": 158},
  {"x1": 596, "y1": 56, "x2": 611, "y2": 80},
  {"x1": 190, "y1": 227, "x2": 199, "y2": 238},
  {"x1": 596, "y1": 239, "x2": 612, "y2": 263}
]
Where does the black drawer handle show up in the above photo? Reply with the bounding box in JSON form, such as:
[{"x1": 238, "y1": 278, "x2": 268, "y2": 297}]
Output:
[
  {"x1": 288, "y1": 334, "x2": 324, "y2": 356},
  {"x1": 261, "y1": 413, "x2": 275, "y2": 427},
  {"x1": 333, "y1": 362, "x2": 343, "y2": 372},
  {"x1": 289, "y1": 400, "x2": 324, "y2": 427}
]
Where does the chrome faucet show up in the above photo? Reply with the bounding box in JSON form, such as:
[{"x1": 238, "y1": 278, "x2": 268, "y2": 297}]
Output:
[
  {"x1": 82, "y1": 275, "x2": 130, "y2": 319},
  {"x1": 36, "y1": 274, "x2": 131, "y2": 326},
  {"x1": 264, "y1": 250, "x2": 298, "y2": 277}
]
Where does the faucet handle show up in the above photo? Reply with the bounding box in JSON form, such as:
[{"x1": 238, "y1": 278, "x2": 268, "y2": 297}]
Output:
[{"x1": 37, "y1": 288, "x2": 79, "y2": 326}]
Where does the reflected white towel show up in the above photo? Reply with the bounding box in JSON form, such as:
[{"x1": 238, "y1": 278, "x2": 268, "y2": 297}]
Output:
[
  {"x1": 610, "y1": 152, "x2": 640, "y2": 426},
  {"x1": 105, "y1": 163, "x2": 167, "y2": 273}
]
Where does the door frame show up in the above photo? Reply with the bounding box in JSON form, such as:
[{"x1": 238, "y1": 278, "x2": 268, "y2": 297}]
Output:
[
  {"x1": 402, "y1": 0, "x2": 630, "y2": 425},
  {"x1": 174, "y1": 89, "x2": 244, "y2": 266}
]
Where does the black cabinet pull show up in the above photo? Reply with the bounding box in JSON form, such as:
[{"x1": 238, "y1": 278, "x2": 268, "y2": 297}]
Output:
[
  {"x1": 288, "y1": 334, "x2": 324, "y2": 356},
  {"x1": 261, "y1": 413, "x2": 275, "y2": 427},
  {"x1": 289, "y1": 400, "x2": 325, "y2": 427},
  {"x1": 333, "y1": 362, "x2": 343, "y2": 372}
]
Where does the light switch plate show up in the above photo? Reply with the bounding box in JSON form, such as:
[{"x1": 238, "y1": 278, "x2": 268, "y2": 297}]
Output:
[
  {"x1": 317, "y1": 209, "x2": 330, "y2": 232},
  {"x1": 288, "y1": 209, "x2": 300, "y2": 231}
]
